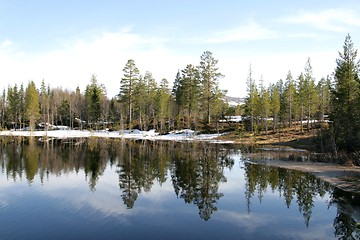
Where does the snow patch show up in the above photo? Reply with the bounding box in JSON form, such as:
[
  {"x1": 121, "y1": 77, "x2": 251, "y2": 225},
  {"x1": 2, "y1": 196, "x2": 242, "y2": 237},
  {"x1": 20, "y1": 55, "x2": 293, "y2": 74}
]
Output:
[{"x1": 0, "y1": 129, "x2": 232, "y2": 143}]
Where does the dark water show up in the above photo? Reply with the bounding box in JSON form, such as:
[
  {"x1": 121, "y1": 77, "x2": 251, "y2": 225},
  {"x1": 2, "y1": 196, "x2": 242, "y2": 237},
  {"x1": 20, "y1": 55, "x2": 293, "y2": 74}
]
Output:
[{"x1": 0, "y1": 138, "x2": 359, "y2": 240}]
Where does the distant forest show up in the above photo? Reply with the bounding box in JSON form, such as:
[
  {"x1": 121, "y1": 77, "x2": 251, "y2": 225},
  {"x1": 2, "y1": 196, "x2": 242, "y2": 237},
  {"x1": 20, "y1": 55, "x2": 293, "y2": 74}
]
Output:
[{"x1": 0, "y1": 35, "x2": 359, "y2": 152}]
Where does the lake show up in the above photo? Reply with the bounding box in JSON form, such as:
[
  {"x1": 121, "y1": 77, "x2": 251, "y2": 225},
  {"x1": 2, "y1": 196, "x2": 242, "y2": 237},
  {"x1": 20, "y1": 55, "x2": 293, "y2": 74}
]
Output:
[{"x1": 0, "y1": 137, "x2": 359, "y2": 240}]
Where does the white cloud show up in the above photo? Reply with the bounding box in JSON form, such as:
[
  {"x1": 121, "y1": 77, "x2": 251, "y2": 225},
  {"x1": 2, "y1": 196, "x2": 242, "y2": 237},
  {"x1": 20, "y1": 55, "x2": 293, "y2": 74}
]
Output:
[
  {"x1": 0, "y1": 39, "x2": 12, "y2": 51},
  {"x1": 0, "y1": 30, "x2": 188, "y2": 97},
  {"x1": 281, "y1": 9, "x2": 360, "y2": 32},
  {"x1": 205, "y1": 22, "x2": 277, "y2": 43}
]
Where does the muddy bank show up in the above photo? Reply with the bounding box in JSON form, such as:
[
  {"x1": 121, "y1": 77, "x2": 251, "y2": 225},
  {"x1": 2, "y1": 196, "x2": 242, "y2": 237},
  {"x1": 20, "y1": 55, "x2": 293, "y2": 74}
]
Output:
[{"x1": 256, "y1": 159, "x2": 360, "y2": 194}]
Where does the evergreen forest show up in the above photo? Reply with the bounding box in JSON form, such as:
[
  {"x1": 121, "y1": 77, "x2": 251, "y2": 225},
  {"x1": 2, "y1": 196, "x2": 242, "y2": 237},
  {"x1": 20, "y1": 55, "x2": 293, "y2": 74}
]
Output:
[{"x1": 1, "y1": 35, "x2": 359, "y2": 153}]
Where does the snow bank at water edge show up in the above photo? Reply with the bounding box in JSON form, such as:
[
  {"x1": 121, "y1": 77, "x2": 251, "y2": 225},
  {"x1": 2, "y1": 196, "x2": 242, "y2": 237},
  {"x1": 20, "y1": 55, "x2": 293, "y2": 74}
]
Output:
[{"x1": 0, "y1": 129, "x2": 234, "y2": 143}]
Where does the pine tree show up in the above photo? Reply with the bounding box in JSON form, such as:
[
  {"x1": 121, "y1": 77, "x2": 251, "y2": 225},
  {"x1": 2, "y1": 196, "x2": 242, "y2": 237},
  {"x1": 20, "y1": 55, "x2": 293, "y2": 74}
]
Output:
[
  {"x1": 276, "y1": 79, "x2": 286, "y2": 126},
  {"x1": 25, "y1": 81, "x2": 41, "y2": 131},
  {"x1": 133, "y1": 75, "x2": 147, "y2": 129},
  {"x1": 74, "y1": 86, "x2": 85, "y2": 129},
  {"x1": 331, "y1": 34, "x2": 360, "y2": 151},
  {"x1": 18, "y1": 84, "x2": 25, "y2": 129},
  {"x1": 270, "y1": 84, "x2": 280, "y2": 131},
  {"x1": 303, "y1": 58, "x2": 318, "y2": 130},
  {"x1": 317, "y1": 76, "x2": 331, "y2": 121},
  {"x1": 198, "y1": 51, "x2": 224, "y2": 125},
  {"x1": 284, "y1": 71, "x2": 296, "y2": 127},
  {"x1": 144, "y1": 71, "x2": 157, "y2": 129},
  {"x1": 259, "y1": 78, "x2": 270, "y2": 133},
  {"x1": 181, "y1": 64, "x2": 200, "y2": 128},
  {"x1": 39, "y1": 79, "x2": 50, "y2": 130},
  {"x1": 157, "y1": 78, "x2": 171, "y2": 132},
  {"x1": 296, "y1": 73, "x2": 306, "y2": 132},
  {"x1": 119, "y1": 59, "x2": 140, "y2": 128},
  {"x1": 245, "y1": 65, "x2": 257, "y2": 133}
]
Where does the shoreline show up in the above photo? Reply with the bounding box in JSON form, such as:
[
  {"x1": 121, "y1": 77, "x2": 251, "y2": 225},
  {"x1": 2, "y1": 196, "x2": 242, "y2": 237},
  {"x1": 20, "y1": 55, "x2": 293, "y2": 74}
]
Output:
[
  {"x1": 255, "y1": 159, "x2": 360, "y2": 194},
  {"x1": 1, "y1": 129, "x2": 360, "y2": 194}
]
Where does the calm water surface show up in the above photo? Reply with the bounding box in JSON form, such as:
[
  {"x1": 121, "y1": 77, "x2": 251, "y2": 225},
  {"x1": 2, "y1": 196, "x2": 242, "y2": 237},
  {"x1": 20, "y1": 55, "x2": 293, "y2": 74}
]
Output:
[{"x1": 0, "y1": 138, "x2": 359, "y2": 240}]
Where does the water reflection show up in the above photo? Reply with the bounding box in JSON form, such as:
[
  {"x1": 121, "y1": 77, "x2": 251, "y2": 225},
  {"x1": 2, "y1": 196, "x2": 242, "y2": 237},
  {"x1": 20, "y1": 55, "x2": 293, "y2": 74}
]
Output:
[
  {"x1": 0, "y1": 137, "x2": 359, "y2": 238},
  {"x1": 171, "y1": 144, "x2": 234, "y2": 221},
  {"x1": 331, "y1": 189, "x2": 360, "y2": 240},
  {"x1": 243, "y1": 163, "x2": 329, "y2": 227}
]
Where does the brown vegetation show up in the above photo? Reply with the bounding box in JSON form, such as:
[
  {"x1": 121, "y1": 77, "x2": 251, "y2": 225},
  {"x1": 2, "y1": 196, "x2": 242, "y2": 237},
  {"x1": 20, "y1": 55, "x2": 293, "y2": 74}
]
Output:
[{"x1": 218, "y1": 125, "x2": 320, "y2": 151}]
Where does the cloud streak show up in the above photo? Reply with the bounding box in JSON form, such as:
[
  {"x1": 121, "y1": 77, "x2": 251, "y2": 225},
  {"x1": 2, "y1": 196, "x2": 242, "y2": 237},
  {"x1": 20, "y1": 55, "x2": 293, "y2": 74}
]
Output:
[
  {"x1": 205, "y1": 22, "x2": 277, "y2": 43},
  {"x1": 281, "y1": 9, "x2": 360, "y2": 32}
]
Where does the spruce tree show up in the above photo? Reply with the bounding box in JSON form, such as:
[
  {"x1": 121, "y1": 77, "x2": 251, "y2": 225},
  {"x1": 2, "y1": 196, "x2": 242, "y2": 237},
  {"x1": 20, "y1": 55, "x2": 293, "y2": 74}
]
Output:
[
  {"x1": 85, "y1": 74, "x2": 103, "y2": 129},
  {"x1": 332, "y1": 34, "x2": 360, "y2": 151},
  {"x1": 6, "y1": 85, "x2": 20, "y2": 129},
  {"x1": 172, "y1": 70, "x2": 183, "y2": 128}
]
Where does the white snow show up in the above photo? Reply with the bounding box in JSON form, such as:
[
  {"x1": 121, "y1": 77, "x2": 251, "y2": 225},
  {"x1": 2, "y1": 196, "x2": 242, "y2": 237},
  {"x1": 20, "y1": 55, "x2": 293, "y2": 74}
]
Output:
[{"x1": 0, "y1": 129, "x2": 233, "y2": 143}]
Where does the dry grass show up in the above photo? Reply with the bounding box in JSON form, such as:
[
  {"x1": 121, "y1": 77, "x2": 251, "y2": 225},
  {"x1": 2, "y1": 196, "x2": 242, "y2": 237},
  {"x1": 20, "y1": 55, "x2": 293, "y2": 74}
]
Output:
[{"x1": 218, "y1": 126, "x2": 319, "y2": 151}]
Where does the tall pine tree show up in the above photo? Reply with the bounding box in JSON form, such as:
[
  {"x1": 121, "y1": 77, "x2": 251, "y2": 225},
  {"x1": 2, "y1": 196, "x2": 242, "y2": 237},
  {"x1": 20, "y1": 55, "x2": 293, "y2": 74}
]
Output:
[
  {"x1": 119, "y1": 59, "x2": 140, "y2": 128},
  {"x1": 198, "y1": 51, "x2": 224, "y2": 125}
]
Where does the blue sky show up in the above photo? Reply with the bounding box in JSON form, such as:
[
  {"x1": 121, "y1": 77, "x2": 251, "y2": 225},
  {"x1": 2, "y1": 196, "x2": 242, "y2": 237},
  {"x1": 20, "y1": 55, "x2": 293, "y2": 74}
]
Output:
[{"x1": 0, "y1": 0, "x2": 360, "y2": 97}]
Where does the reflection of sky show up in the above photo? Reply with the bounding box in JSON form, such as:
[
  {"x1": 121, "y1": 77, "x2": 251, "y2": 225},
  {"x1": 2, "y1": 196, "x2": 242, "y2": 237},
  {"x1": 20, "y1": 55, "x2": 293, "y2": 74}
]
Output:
[{"x1": 0, "y1": 153, "x2": 342, "y2": 240}]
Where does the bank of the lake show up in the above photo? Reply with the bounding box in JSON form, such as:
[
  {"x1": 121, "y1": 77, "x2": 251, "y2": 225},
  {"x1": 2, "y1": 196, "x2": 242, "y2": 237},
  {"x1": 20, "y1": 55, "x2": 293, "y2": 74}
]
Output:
[
  {"x1": 218, "y1": 129, "x2": 360, "y2": 194},
  {"x1": 1, "y1": 129, "x2": 359, "y2": 194},
  {"x1": 250, "y1": 159, "x2": 360, "y2": 194}
]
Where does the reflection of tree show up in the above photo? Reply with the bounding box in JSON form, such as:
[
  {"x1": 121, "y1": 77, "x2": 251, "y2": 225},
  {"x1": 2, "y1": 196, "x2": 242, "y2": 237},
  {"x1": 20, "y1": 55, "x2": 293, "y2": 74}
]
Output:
[
  {"x1": 5, "y1": 142, "x2": 24, "y2": 180},
  {"x1": 331, "y1": 188, "x2": 360, "y2": 240},
  {"x1": 243, "y1": 162, "x2": 331, "y2": 227},
  {"x1": 117, "y1": 146, "x2": 139, "y2": 209},
  {"x1": 116, "y1": 141, "x2": 167, "y2": 209},
  {"x1": 171, "y1": 143, "x2": 233, "y2": 221},
  {"x1": 24, "y1": 138, "x2": 41, "y2": 183},
  {"x1": 333, "y1": 211, "x2": 359, "y2": 240},
  {"x1": 195, "y1": 145, "x2": 225, "y2": 221},
  {"x1": 84, "y1": 138, "x2": 107, "y2": 191}
]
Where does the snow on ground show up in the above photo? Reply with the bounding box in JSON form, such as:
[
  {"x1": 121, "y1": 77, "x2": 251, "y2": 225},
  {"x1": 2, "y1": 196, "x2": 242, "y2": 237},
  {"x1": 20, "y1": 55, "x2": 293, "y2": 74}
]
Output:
[{"x1": 0, "y1": 129, "x2": 234, "y2": 143}]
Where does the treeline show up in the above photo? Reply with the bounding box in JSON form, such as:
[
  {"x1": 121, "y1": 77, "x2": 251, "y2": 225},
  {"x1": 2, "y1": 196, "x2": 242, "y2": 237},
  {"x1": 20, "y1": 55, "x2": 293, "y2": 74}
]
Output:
[
  {"x1": 243, "y1": 34, "x2": 360, "y2": 153},
  {"x1": 0, "y1": 51, "x2": 227, "y2": 132},
  {"x1": 0, "y1": 35, "x2": 359, "y2": 153},
  {"x1": 244, "y1": 58, "x2": 331, "y2": 134}
]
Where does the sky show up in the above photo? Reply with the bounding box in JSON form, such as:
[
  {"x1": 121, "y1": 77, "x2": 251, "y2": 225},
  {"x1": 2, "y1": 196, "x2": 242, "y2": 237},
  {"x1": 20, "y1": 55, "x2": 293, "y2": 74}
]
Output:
[{"x1": 0, "y1": 0, "x2": 360, "y2": 98}]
